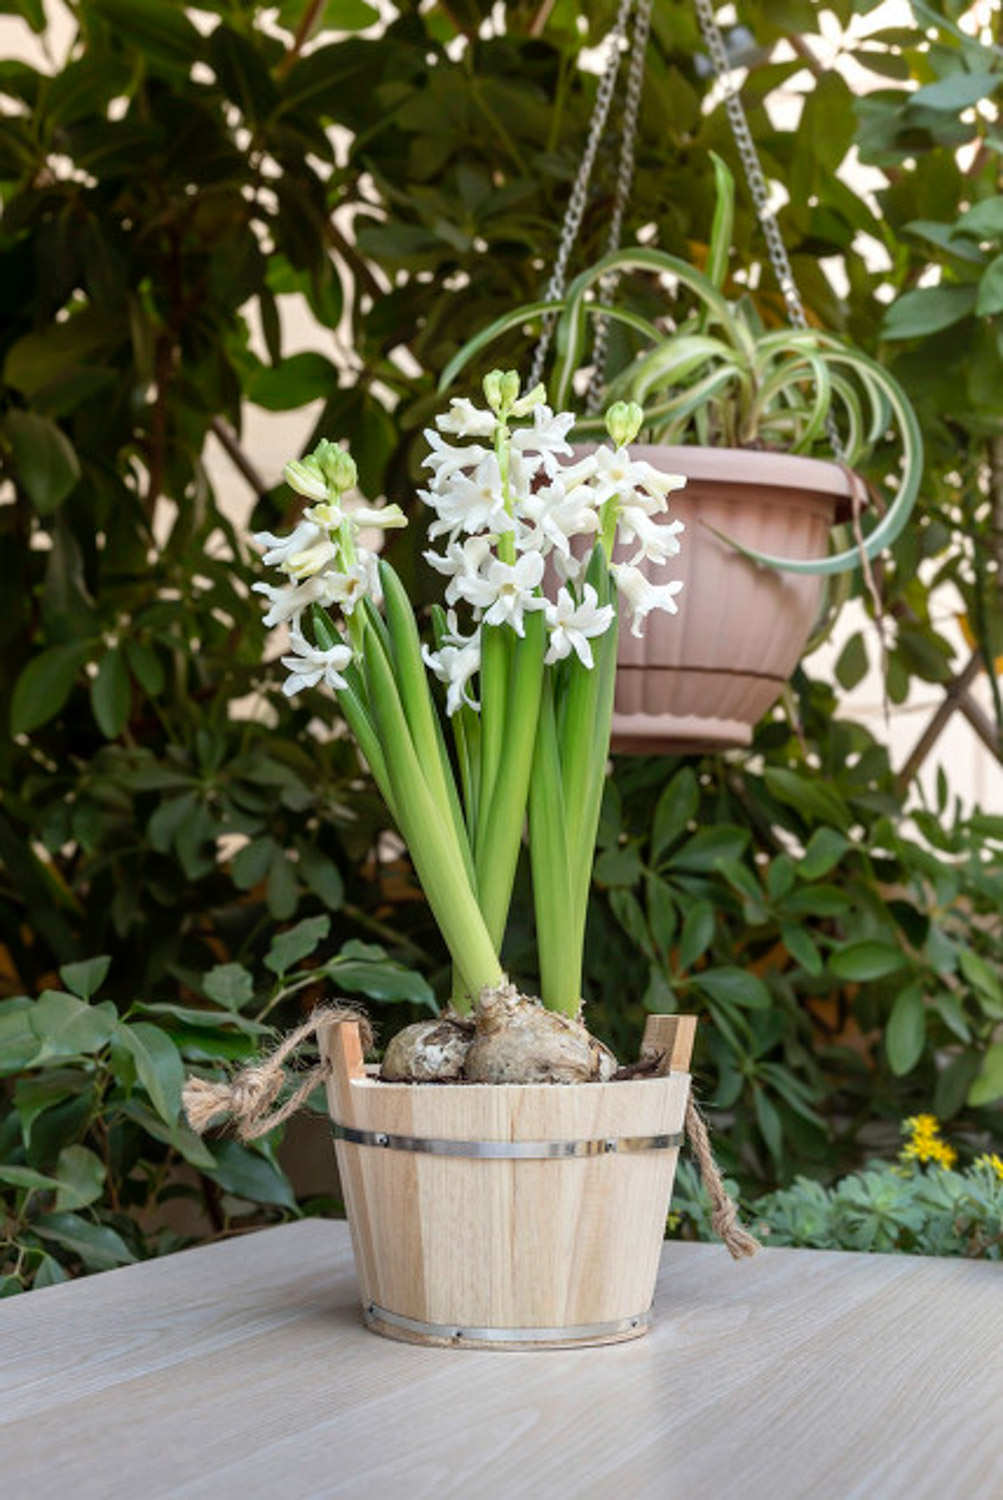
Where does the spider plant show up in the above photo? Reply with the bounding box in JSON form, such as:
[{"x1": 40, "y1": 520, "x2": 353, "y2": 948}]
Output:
[{"x1": 441, "y1": 155, "x2": 923, "y2": 579}]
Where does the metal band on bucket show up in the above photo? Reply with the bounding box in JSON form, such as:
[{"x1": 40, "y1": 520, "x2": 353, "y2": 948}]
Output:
[
  {"x1": 364, "y1": 1301, "x2": 651, "y2": 1345},
  {"x1": 332, "y1": 1122, "x2": 683, "y2": 1158}
]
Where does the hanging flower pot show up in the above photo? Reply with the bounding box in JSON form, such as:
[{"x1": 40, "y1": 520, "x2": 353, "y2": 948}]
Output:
[
  {"x1": 441, "y1": 141, "x2": 923, "y2": 756},
  {"x1": 598, "y1": 445, "x2": 857, "y2": 752}
]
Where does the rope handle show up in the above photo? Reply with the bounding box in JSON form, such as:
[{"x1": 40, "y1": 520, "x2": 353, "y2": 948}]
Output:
[
  {"x1": 182, "y1": 1009, "x2": 758, "y2": 1259},
  {"x1": 182, "y1": 1005, "x2": 372, "y2": 1142}
]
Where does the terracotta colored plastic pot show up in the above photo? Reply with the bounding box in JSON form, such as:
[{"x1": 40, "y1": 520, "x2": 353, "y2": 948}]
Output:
[{"x1": 599, "y1": 445, "x2": 855, "y2": 754}]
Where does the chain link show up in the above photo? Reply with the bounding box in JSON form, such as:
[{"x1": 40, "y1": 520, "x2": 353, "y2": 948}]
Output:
[
  {"x1": 528, "y1": 0, "x2": 635, "y2": 390},
  {"x1": 692, "y1": 0, "x2": 843, "y2": 456},
  {"x1": 584, "y1": 0, "x2": 654, "y2": 414},
  {"x1": 532, "y1": 0, "x2": 842, "y2": 457}
]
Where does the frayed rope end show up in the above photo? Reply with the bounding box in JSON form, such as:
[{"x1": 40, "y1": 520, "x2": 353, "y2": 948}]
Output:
[
  {"x1": 183, "y1": 1005, "x2": 372, "y2": 1143},
  {"x1": 685, "y1": 1096, "x2": 761, "y2": 1261}
]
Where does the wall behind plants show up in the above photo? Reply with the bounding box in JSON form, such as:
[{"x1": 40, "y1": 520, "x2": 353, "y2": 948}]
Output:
[{"x1": 1, "y1": 0, "x2": 1002, "y2": 1288}]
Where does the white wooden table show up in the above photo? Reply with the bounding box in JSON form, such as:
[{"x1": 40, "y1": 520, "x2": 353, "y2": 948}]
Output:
[{"x1": 2, "y1": 1219, "x2": 1000, "y2": 1500}]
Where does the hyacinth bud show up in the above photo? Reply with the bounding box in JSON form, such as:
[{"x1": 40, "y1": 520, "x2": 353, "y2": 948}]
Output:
[
  {"x1": 482, "y1": 369, "x2": 504, "y2": 413},
  {"x1": 499, "y1": 369, "x2": 520, "y2": 411},
  {"x1": 284, "y1": 456, "x2": 328, "y2": 501},
  {"x1": 483, "y1": 368, "x2": 521, "y2": 417},
  {"x1": 510, "y1": 381, "x2": 546, "y2": 417},
  {"x1": 313, "y1": 440, "x2": 358, "y2": 494},
  {"x1": 605, "y1": 401, "x2": 644, "y2": 449}
]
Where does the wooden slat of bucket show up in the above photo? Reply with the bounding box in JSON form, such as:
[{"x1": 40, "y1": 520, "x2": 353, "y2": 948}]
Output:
[
  {"x1": 641, "y1": 1013, "x2": 697, "y2": 1073},
  {"x1": 317, "y1": 1017, "x2": 693, "y2": 1341}
]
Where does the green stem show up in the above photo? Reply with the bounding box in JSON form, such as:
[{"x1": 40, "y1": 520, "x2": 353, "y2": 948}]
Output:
[
  {"x1": 474, "y1": 609, "x2": 546, "y2": 950},
  {"x1": 528, "y1": 675, "x2": 575, "y2": 1012},
  {"x1": 361, "y1": 617, "x2": 500, "y2": 1005}
]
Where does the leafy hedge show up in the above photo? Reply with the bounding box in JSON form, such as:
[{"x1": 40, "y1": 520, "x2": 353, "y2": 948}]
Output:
[{"x1": 1, "y1": 0, "x2": 1001, "y2": 1284}]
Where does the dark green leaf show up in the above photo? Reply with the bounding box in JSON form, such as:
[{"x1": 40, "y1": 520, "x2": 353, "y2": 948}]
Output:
[
  {"x1": 912, "y1": 72, "x2": 999, "y2": 111},
  {"x1": 297, "y1": 844, "x2": 344, "y2": 909},
  {"x1": 34, "y1": 1212, "x2": 135, "y2": 1270},
  {"x1": 763, "y1": 769, "x2": 850, "y2": 830},
  {"x1": 124, "y1": 640, "x2": 165, "y2": 697},
  {"x1": 90, "y1": 647, "x2": 131, "y2": 738},
  {"x1": 54, "y1": 1145, "x2": 106, "y2": 1210},
  {"x1": 231, "y1": 837, "x2": 276, "y2": 891},
  {"x1": 245, "y1": 352, "x2": 339, "y2": 411},
  {"x1": 121, "y1": 1101, "x2": 216, "y2": 1170},
  {"x1": 830, "y1": 941, "x2": 907, "y2": 982},
  {"x1": 10, "y1": 642, "x2": 91, "y2": 734},
  {"x1": 799, "y1": 828, "x2": 850, "y2": 880},
  {"x1": 265, "y1": 915, "x2": 330, "y2": 974},
  {"x1": 650, "y1": 768, "x2": 698, "y2": 862},
  {"x1": 976, "y1": 253, "x2": 1003, "y2": 316},
  {"x1": 29, "y1": 992, "x2": 117, "y2": 1060},
  {"x1": 117, "y1": 1021, "x2": 185, "y2": 1123},
  {"x1": 0, "y1": 1163, "x2": 60, "y2": 1193},
  {"x1": 3, "y1": 410, "x2": 80, "y2": 513},
  {"x1": 593, "y1": 844, "x2": 643, "y2": 887},
  {"x1": 88, "y1": 0, "x2": 202, "y2": 77},
  {"x1": 59, "y1": 955, "x2": 110, "y2": 1000},
  {"x1": 667, "y1": 825, "x2": 749, "y2": 873},
  {"x1": 33, "y1": 1255, "x2": 68, "y2": 1289},
  {"x1": 201, "y1": 963, "x2": 255, "y2": 1010},
  {"x1": 696, "y1": 967, "x2": 771, "y2": 1010},
  {"x1": 955, "y1": 197, "x2": 1003, "y2": 239},
  {"x1": 968, "y1": 1042, "x2": 1003, "y2": 1107},
  {"x1": 678, "y1": 901, "x2": 715, "y2": 971},
  {"x1": 882, "y1": 285, "x2": 977, "y2": 340},
  {"x1": 780, "y1": 923, "x2": 823, "y2": 975},
  {"x1": 958, "y1": 948, "x2": 1003, "y2": 1015},
  {"x1": 206, "y1": 1140, "x2": 297, "y2": 1209},
  {"x1": 755, "y1": 1087, "x2": 783, "y2": 1163},
  {"x1": 644, "y1": 875, "x2": 677, "y2": 956},
  {"x1": 835, "y1": 631, "x2": 868, "y2": 690},
  {"x1": 886, "y1": 982, "x2": 926, "y2": 1075},
  {"x1": 329, "y1": 958, "x2": 436, "y2": 1009}
]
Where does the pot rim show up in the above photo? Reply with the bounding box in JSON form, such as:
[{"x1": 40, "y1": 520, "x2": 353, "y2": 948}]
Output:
[
  {"x1": 581, "y1": 442, "x2": 857, "y2": 499},
  {"x1": 353, "y1": 1065, "x2": 686, "y2": 1095}
]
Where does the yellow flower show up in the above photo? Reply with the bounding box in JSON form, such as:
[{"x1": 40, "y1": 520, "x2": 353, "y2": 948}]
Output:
[
  {"x1": 900, "y1": 1114, "x2": 956, "y2": 1169},
  {"x1": 974, "y1": 1152, "x2": 1003, "y2": 1181}
]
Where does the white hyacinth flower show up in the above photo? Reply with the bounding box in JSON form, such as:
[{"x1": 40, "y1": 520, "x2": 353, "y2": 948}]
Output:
[
  {"x1": 591, "y1": 445, "x2": 686, "y2": 509},
  {"x1": 325, "y1": 558, "x2": 378, "y2": 614},
  {"x1": 423, "y1": 534, "x2": 495, "y2": 605},
  {"x1": 346, "y1": 502, "x2": 407, "y2": 532},
  {"x1": 252, "y1": 518, "x2": 328, "y2": 571},
  {"x1": 544, "y1": 584, "x2": 614, "y2": 668},
  {"x1": 436, "y1": 397, "x2": 497, "y2": 439},
  {"x1": 284, "y1": 536, "x2": 339, "y2": 580},
  {"x1": 252, "y1": 572, "x2": 344, "y2": 628},
  {"x1": 517, "y1": 480, "x2": 600, "y2": 558},
  {"x1": 421, "y1": 431, "x2": 491, "y2": 488},
  {"x1": 422, "y1": 614, "x2": 482, "y2": 715},
  {"x1": 616, "y1": 506, "x2": 686, "y2": 567},
  {"x1": 454, "y1": 551, "x2": 546, "y2": 636},
  {"x1": 280, "y1": 620, "x2": 354, "y2": 697},
  {"x1": 611, "y1": 563, "x2": 684, "y2": 639},
  {"x1": 424, "y1": 454, "x2": 514, "y2": 541},
  {"x1": 510, "y1": 404, "x2": 576, "y2": 475}
]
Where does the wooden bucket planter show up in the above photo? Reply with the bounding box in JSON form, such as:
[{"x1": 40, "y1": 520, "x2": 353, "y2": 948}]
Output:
[
  {"x1": 318, "y1": 1013, "x2": 695, "y2": 1350},
  {"x1": 598, "y1": 445, "x2": 856, "y2": 755}
]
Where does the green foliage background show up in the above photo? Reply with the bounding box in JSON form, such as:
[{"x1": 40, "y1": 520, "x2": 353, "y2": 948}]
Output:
[{"x1": 1, "y1": 0, "x2": 1002, "y2": 1288}]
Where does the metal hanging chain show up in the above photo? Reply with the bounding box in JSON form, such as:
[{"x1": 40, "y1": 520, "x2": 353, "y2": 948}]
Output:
[
  {"x1": 584, "y1": 0, "x2": 654, "y2": 415},
  {"x1": 692, "y1": 0, "x2": 843, "y2": 457},
  {"x1": 528, "y1": 0, "x2": 636, "y2": 390}
]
